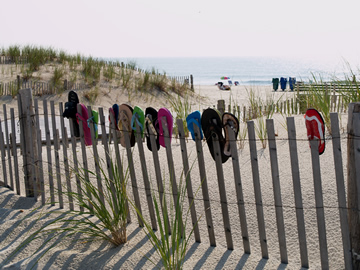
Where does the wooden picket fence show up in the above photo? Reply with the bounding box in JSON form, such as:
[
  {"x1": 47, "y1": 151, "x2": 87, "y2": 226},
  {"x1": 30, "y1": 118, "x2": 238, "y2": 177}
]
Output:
[
  {"x1": 0, "y1": 78, "x2": 87, "y2": 97},
  {"x1": 0, "y1": 88, "x2": 359, "y2": 269}
]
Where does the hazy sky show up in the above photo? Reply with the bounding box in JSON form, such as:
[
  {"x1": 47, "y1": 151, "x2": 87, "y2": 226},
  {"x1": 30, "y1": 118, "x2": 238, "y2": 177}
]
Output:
[{"x1": 1, "y1": 0, "x2": 360, "y2": 62}]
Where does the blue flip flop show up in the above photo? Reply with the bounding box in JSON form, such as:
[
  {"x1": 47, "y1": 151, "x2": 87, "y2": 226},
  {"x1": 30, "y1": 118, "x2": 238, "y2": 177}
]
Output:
[{"x1": 186, "y1": 110, "x2": 203, "y2": 141}]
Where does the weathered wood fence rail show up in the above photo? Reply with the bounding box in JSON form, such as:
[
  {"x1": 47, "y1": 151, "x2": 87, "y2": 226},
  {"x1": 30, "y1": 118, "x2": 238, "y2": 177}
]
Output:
[
  {"x1": 0, "y1": 78, "x2": 88, "y2": 96},
  {"x1": 296, "y1": 81, "x2": 360, "y2": 92},
  {"x1": 0, "y1": 88, "x2": 359, "y2": 269}
]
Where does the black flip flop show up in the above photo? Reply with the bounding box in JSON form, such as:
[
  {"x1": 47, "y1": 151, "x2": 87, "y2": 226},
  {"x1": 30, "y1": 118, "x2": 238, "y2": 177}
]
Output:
[
  {"x1": 145, "y1": 107, "x2": 160, "y2": 151},
  {"x1": 201, "y1": 108, "x2": 229, "y2": 163},
  {"x1": 62, "y1": 90, "x2": 80, "y2": 137}
]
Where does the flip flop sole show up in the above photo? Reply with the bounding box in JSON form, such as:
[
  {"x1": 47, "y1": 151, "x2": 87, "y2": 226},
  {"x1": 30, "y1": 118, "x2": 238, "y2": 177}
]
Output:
[
  {"x1": 158, "y1": 108, "x2": 173, "y2": 148},
  {"x1": 305, "y1": 108, "x2": 325, "y2": 155},
  {"x1": 145, "y1": 107, "x2": 160, "y2": 151},
  {"x1": 201, "y1": 108, "x2": 229, "y2": 163},
  {"x1": 186, "y1": 110, "x2": 203, "y2": 141},
  {"x1": 119, "y1": 104, "x2": 135, "y2": 148},
  {"x1": 222, "y1": 113, "x2": 239, "y2": 156}
]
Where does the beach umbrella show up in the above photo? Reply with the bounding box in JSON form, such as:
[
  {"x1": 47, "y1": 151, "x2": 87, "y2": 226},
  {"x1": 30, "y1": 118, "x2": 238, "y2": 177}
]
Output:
[{"x1": 220, "y1": 76, "x2": 230, "y2": 80}]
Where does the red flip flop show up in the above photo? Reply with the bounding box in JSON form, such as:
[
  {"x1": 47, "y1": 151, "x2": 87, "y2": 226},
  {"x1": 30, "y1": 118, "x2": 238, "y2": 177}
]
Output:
[{"x1": 305, "y1": 108, "x2": 325, "y2": 155}]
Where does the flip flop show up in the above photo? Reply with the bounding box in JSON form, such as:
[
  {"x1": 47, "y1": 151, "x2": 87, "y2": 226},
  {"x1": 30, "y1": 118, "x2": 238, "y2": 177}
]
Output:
[
  {"x1": 145, "y1": 107, "x2": 160, "y2": 151},
  {"x1": 305, "y1": 108, "x2": 325, "y2": 155},
  {"x1": 118, "y1": 104, "x2": 136, "y2": 148},
  {"x1": 201, "y1": 108, "x2": 229, "y2": 163},
  {"x1": 131, "y1": 106, "x2": 145, "y2": 138},
  {"x1": 158, "y1": 108, "x2": 173, "y2": 148},
  {"x1": 222, "y1": 112, "x2": 239, "y2": 156},
  {"x1": 113, "y1": 104, "x2": 120, "y2": 126},
  {"x1": 62, "y1": 90, "x2": 80, "y2": 137},
  {"x1": 76, "y1": 104, "x2": 92, "y2": 146},
  {"x1": 88, "y1": 109, "x2": 99, "y2": 139},
  {"x1": 186, "y1": 110, "x2": 203, "y2": 141}
]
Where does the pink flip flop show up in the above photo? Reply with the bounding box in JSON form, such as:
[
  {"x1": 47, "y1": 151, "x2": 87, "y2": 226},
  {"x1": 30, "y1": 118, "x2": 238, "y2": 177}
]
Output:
[
  {"x1": 305, "y1": 108, "x2": 325, "y2": 155},
  {"x1": 76, "y1": 104, "x2": 92, "y2": 146},
  {"x1": 158, "y1": 108, "x2": 173, "y2": 148}
]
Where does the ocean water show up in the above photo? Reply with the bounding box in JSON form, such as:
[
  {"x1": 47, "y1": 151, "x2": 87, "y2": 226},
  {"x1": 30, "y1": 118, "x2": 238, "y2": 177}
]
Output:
[{"x1": 113, "y1": 56, "x2": 356, "y2": 86}]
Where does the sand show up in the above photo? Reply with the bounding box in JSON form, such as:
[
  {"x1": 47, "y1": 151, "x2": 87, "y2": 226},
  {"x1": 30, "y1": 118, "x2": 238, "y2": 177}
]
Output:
[{"x1": 0, "y1": 84, "x2": 349, "y2": 269}]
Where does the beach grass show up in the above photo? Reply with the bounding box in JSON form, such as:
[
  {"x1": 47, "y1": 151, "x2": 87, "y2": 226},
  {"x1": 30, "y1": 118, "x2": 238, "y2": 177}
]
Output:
[{"x1": 3, "y1": 155, "x2": 130, "y2": 268}]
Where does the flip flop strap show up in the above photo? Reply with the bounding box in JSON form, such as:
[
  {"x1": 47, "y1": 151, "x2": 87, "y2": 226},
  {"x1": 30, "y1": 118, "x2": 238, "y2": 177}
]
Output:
[
  {"x1": 187, "y1": 118, "x2": 202, "y2": 138},
  {"x1": 131, "y1": 113, "x2": 143, "y2": 132},
  {"x1": 87, "y1": 116, "x2": 98, "y2": 133},
  {"x1": 145, "y1": 116, "x2": 158, "y2": 138},
  {"x1": 223, "y1": 121, "x2": 236, "y2": 133}
]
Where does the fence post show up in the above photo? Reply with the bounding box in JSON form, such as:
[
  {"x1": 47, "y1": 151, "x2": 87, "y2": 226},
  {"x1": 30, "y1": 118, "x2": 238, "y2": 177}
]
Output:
[
  {"x1": 18, "y1": 88, "x2": 39, "y2": 197},
  {"x1": 17, "y1": 75, "x2": 21, "y2": 91},
  {"x1": 190, "y1": 74, "x2": 194, "y2": 91},
  {"x1": 347, "y1": 103, "x2": 360, "y2": 269},
  {"x1": 217, "y1": 100, "x2": 225, "y2": 115},
  {"x1": 64, "y1": 79, "x2": 68, "y2": 91}
]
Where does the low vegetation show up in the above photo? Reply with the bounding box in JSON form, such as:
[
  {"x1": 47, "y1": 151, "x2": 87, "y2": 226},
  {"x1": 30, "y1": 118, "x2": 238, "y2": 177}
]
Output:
[{"x1": 0, "y1": 45, "x2": 191, "y2": 97}]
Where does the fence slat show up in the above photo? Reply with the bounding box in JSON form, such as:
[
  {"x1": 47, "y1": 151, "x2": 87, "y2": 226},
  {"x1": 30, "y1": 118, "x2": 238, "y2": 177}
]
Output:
[
  {"x1": 193, "y1": 122, "x2": 216, "y2": 246},
  {"x1": 309, "y1": 139, "x2": 328, "y2": 269},
  {"x1": 176, "y1": 119, "x2": 201, "y2": 243},
  {"x1": 135, "y1": 121, "x2": 157, "y2": 230},
  {"x1": 286, "y1": 117, "x2": 308, "y2": 268},
  {"x1": 330, "y1": 112, "x2": 352, "y2": 269},
  {"x1": 266, "y1": 119, "x2": 288, "y2": 263},
  {"x1": 211, "y1": 132, "x2": 233, "y2": 250},
  {"x1": 147, "y1": 115, "x2": 170, "y2": 234},
  {"x1": 68, "y1": 116, "x2": 83, "y2": 212},
  {"x1": 43, "y1": 100, "x2": 55, "y2": 205},
  {"x1": 109, "y1": 110, "x2": 130, "y2": 222},
  {"x1": 161, "y1": 117, "x2": 184, "y2": 233},
  {"x1": 34, "y1": 100, "x2": 45, "y2": 205},
  {"x1": 60, "y1": 103, "x2": 74, "y2": 210},
  {"x1": 10, "y1": 108, "x2": 20, "y2": 195},
  {"x1": 51, "y1": 101, "x2": 63, "y2": 208},
  {"x1": 99, "y1": 108, "x2": 117, "y2": 211},
  {"x1": 87, "y1": 106, "x2": 105, "y2": 205},
  {"x1": 247, "y1": 120, "x2": 268, "y2": 258},
  {"x1": 3, "y1": 104, "x2": 14, "y2": 190},
  {"x1": 121, "y1": 113, "x2": 143, "y2": 227},
  {"x1": 227, "y1": 124, "x2": 250, "y2": 254},
  {"x1": 25, "y1": 91, "x2": 38, "y2": 200},
  {"x1": 0, "y1": 119, "x2": 7, "y2": 187},
  {"x1": 76, "y1": 104, "x2": 93, "y2": 212}
]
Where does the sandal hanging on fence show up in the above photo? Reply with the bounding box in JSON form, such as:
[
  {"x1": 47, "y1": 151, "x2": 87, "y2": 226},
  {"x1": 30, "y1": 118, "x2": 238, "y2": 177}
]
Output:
[
  {"x1": 201, "y1": 108, "x2": 229, "y2": 163},
  {"x1": 222, "y1": 112, "x2": 239, "y2": 156},
  {"x1": 76, "y1": 104, "x2": 92, "y2": 146},
  {"x1": 145, "y1": 107, "x2": 160, "y2": 152},
  {"x1": 62, "y1": 90, "x2": 80, "y2": 137},
  {"x1": 131, "y1": 106, "x2": 145, "y2": 138},
  {"x1": 186, "y1": 110, "x2": 203, "y2": 141},
  {"x1": 118, "y1": 104, "x2": 135, "y2": 148},
  {"x1": 158, "y1": 108, "x2": 173, "y2": 148},
  {"x1": 305, "y1": 108, "x2": 326, "y2": 155}
]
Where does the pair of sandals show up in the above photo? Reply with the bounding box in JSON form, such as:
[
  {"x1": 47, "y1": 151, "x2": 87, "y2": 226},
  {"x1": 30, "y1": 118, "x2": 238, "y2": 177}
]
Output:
[
  {"x1": 62, "y1": 90, "x2": 95, "y2": 146},
  {"x1": 109, "y1": 104, "x2": 137, "y2": 148},
  {"x1": 109, "y1": 105, "x2": 173, "y2": 151},
  {"x1": 187, "y1": 108, "x2": 239, "y2": 163},
  {"x1": 144, "y1": 107, "x2": 173, "y2": 152}
]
